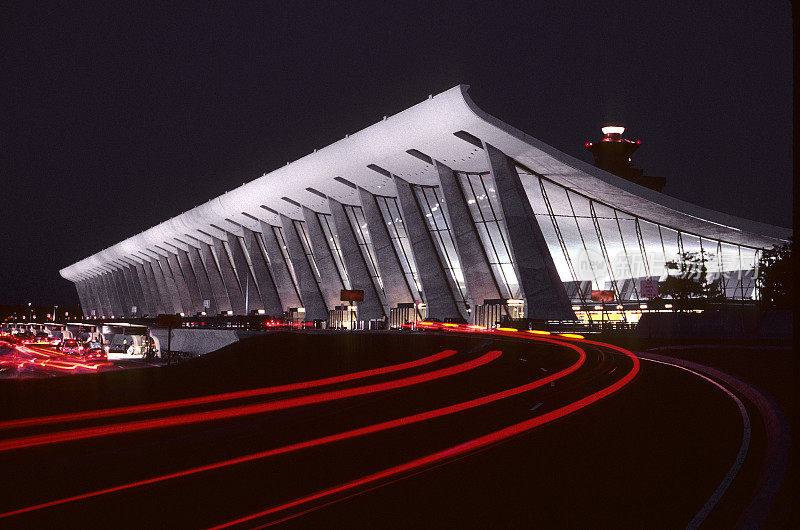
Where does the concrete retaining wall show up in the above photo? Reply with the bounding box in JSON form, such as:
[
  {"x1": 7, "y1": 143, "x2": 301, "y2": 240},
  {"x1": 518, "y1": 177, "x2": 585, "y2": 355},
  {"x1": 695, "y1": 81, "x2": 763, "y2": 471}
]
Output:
[
  {"x1": 634, "y1": 310, "x2": 793, "y2": 340},
  {"x1": 148, "y1": 328, "x2": 259, "y2": 356}
]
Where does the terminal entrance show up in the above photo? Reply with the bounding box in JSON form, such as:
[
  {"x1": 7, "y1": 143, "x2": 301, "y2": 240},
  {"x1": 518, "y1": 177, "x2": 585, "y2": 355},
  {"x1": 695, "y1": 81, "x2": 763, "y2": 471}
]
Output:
[
  {"x1": 474, "y1": 299, "x2": 524, "y2": 329},
  {"x1": 389, "y1": 302, "x2": 426, "y2": 329}
]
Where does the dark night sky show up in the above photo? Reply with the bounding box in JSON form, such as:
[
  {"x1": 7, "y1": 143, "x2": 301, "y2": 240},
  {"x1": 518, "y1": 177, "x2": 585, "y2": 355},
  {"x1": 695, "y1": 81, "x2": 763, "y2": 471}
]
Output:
[{"x1": 3, "y1": 1, "x2": 793, "y2": 307}]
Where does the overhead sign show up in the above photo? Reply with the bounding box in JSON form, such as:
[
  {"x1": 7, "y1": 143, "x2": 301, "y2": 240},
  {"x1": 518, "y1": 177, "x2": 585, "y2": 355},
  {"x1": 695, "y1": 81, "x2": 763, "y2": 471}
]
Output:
[
  {"x1": 640, "y1": 280, "x2": 658, "y2": 299},
  {"x1": 590, "y1": 290, "x2": 615, "y2": 302},
  {"x1": 341, "y1": 289, "x2": 364, "y2": 302}
]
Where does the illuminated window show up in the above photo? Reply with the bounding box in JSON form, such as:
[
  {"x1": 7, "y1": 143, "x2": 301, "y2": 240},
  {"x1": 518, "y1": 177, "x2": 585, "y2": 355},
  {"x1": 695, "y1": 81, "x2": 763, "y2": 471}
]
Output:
[
  {"x1": 412, "y1": 185, "x2": 468, "y2": 305},
  {"x1": 293, "y1": 220, "x2": 321, "y2": 280},
  {"x1": 343, "y1": 204, "x2": 385, "y2": 293},
  {"x1": 376, "y1": 196, "x2": 423, "y2": 300},
  {"x1": 458, "y1": 172, "x2": 520, "y2": 299},
  {"x1": 272, "y1": 226, "x2": 300, "y2": 296},
  {"x1": 317, "y1": 213, "x2": 351, "y2": 289}
]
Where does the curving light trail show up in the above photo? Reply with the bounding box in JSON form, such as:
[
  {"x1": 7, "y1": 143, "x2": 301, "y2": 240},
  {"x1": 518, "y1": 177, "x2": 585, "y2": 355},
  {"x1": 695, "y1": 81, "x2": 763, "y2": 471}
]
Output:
[
  {"x1": 0, "y1": 334, "x2": 585, "y2": 520},
  {"x1": 209, "y1": 327, "x2": 640, "y2": 528},
  {"x1": 0, "y1": 349, "x2": 458, "y2": 431},
  {"x1": 0, "y1": 350, "x2": 498, "y2": 453}
]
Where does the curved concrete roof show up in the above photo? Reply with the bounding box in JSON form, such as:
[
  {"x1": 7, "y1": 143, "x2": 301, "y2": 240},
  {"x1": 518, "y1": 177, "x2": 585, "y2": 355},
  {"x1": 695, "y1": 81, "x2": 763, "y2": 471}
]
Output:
[{"x1": 61, "y1": 85, "x2": 790, "y2": 282}]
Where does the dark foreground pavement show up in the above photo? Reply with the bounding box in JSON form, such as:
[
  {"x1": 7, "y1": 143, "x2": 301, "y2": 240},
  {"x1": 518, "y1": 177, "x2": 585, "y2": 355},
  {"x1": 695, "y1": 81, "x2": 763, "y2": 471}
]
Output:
[{"x1": 0, "y1": 331, "x2": 787, "y2": 528}]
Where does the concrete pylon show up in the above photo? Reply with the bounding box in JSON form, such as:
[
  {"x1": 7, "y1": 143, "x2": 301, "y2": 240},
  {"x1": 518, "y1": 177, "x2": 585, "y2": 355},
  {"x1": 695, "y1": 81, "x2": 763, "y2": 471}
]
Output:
[
  {"x1": 326, "y1": 199, "x2": 387, "y2": 322},
  {"x1": 279, "y1": 215, "x2": 328, "y2": 321},
  {"x1": 301, "y1": 207, "x2": 346, "y2": 309},
  {"x1": 88, "y1": 276, "x2": 107, "y2": 317},
  {"x1": 393, "y1": 176, "x2": 466, "y2": 321},
  {"x1": 176, "y1": 248, "x2": 203, "y2": 316},
  {"x1": 483, "y1": 143, "x2": 574, "y2": 320},
  {"x1": 143, "y1": 258, "x2": 169, "y2": 314},
  {"x1": 187, "y1": 244, "x2": 220, "y2": 315},
  {"x1": 258, "y1": 221, "x2": 302, "y2": 311},
  {"x1": 101, "y1": 272, "x2": 122, "y2": 317},
  {"x1": 358, "y1": 188, "x2": 417, "y2": 308},
  {"x1": 75, "y1": 280, "x2": 92, "y2": 317},
  {"x1": 225, "y1": 231, "x2": 264, "y2": 313},
  {"x1": 240, "y1": 227, "x2": 283, "y2": 316},
  {"x1": 134, "y1": 261, "x2": 158, "y2": 317},
  {"x1": 152, "y1": 255, "x2": 182, "y2": 314},
  {"x1": 165, "y1": 252, "x2": 193, "y2": 315},
  {"x1": 212, "y1": 236, "x2": 246, "y2": 314},
  {"x1": 199, "y1": 241, "x2": 232, "y2": 313},
  {"x1": 112, "y1": 268, "x2": 133, "y2": 317},
  {"x1": 121, "y1": 266, "x2": 142, "y2": 317},
  {"x1": 434, "y1": 160, "x2": 502, "y2": 314}
]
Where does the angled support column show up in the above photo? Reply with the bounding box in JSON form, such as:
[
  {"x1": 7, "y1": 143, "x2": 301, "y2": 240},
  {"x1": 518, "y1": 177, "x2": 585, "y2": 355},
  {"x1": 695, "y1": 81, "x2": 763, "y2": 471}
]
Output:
[
  {"x1": 101, "y1": 272, "x2": 123, "y2": 317},
  {"x1": 302, "y1": 207, "x2": 345, "y2": 309},
  {"x1": 142, "y1": 258, "x2": 168, "y2": 314},
  {"x1": 279, "y1": 215, "x2": 328, "y2": 320},
  {"x1": 163, "y1": 254, "x2": 188, "y2": 314},
  {"x1": 156, "y1": 255, "x2": 184, "y2": 314},
  {"x1": 89, "y1": 276, "x2": 108, "y2": 317},
  {"x1": 259, "y1": 221, "x2": 302, "y2": 311},
  {"x1": 241, "y1": 227, "x2": 283, "y2": 315},
  {"x1": 134, "y1": 261, "x2": 159, "y2": 317},
  {"x1": 75, "y1": 280, "x2": 92, "y2": 317},
  {"x1": 121, "y1": 265, "x2": 144, "y2": 317},
  {"x1": 483, "y1": 143, "x2": 574, "y2": 320},
  {"x1": 150, "y1": 256, "x2": 180, "y2": 314},
  {"x1": 212, "y1": 236, "x2": 245, "y2": 314},
  {"x1": 434, "y1": 161, "x2": 502, "y2": 313},
  {"x1": 326, "y1": 199, "x2": 387, "y2": 322},
  {"x1": 177, "y1": 249, "x2": 204, "y2": 316},
  {"x1": 358, "y1": 188, "x2": 416, "y2": 308},
  {"x1": 112, "y1": 268, "x2": 134, "y2": 317},
  {"x1": 99, "y1": 272, "x2": 119, "y2": 317},
  {"x1": 393, "y1": 177, "x2": 465, "y2": 321},
  {"x1": 97, "y1": 274, "x2": 114, "y2": 317},
  {"x1": 199, "y1": 241, "x2": 232, "y2": 313},
  {"x1": 226, "y1": 231, "x2": 264, "y2": 313},
  {"x1": 81, "y1": 279, "x2": 98, "y2": 317},
  {"x1": 81, "y1": 278, "x2": 97, "y2": 317},
  {"x1": 186, "y1": 245, "x2": 218, "y2": 315},
  {"x1": 80, "y1": 279, "x2": 98, "y2": 317}
]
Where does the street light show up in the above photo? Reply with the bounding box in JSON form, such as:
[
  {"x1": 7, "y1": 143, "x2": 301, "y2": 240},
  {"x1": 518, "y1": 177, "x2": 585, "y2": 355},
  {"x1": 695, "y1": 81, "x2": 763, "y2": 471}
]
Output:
[
  {"x1": 28, "y1": 302, "x2": 32, "y2": 321},
  {"x1": 53, "y1": 305, "x2": 58, "y2": 322}
]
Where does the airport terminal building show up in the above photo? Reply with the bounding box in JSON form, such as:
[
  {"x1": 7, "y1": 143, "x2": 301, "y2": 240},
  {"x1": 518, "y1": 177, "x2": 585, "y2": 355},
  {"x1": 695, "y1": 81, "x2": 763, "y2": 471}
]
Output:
[{"x1": 60, "y1": 86, "x2": 790, "y2": 327}]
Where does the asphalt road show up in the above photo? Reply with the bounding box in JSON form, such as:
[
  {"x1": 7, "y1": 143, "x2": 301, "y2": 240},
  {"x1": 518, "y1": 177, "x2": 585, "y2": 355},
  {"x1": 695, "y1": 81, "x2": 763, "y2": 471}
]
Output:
[{"x1": 0, "y1": 329, "x2": 785, "y2": 528}]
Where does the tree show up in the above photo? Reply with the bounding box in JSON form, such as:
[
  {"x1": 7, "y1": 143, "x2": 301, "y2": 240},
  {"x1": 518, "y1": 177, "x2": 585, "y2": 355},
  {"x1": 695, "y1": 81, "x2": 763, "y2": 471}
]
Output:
[
  {"x1": 756, "y1": 239, "x2": 793, "y2": 310},
  {"x1": 659, "y1": 251, "x2": 723, "y2": 309}
]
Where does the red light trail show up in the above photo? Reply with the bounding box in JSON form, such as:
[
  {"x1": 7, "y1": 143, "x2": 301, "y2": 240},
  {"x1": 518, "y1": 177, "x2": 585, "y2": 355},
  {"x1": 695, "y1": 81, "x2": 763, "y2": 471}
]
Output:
[
  {"x1": 0, "y1": 349, "x2": 457, "y2": 431},
  {"x1": 0, "y1": 338, "x2": 586, "y2": 519},
  {"x1": 210, "y1": 337, "x2": 639, "y2": 528},
  {"x1": 0, "y1": 350, "x2": 498, "y2": 453}
]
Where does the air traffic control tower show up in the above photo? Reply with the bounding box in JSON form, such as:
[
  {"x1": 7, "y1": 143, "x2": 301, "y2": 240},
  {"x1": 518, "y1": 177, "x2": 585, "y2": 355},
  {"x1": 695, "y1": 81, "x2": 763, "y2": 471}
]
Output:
[{"x1": 585, "y1": 126, "x2": 666, "y2": 192}]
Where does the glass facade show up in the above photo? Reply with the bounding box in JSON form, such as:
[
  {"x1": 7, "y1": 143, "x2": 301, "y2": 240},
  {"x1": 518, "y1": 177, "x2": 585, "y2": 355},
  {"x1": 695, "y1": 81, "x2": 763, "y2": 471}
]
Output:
[
  {"x1": 317, "y1": 213, "x2": 351, "y2": 289},
  {"x1": 515, "y1": 163, "x2": 763, "y2": 318},
  {"x1": 343, "y1": 204, "x2": 385, "y2": 293},
  {"x1": 457, "y1": 172, "x2": 521, "y2": 300},
  {"x1": 412, "y1": 185, "x2": 468, "y2": 305},
  {"x1": 294, "y1": 220, "x2": 322, "y2": 280},
  {"x1": 375, "y1": 196, "x2": 423, "y2": 301}
]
